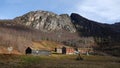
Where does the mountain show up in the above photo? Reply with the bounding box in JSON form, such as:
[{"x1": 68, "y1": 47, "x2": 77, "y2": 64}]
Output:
[
  {"x1": 71, "y1": 13, "x2": 120, "y2": 56},
  {"x1": 71, "y1": 13, "x2": 119, "y2": 37},
  {"x1": 0, "y1": 10, "x2": 120, "y2": 56},
  {"x1": 14, "y1": 10, "x2": 76, "y2": 33}
]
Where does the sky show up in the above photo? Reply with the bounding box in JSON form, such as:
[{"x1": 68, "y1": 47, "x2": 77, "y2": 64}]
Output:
[{"x1": 0, "y1": 0, "x2": 120, "y2": 24}]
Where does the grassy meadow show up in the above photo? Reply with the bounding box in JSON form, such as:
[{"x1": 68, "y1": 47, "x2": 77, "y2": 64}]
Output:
[{"x1": 0, "y1": 54, "x2": 120, "y2": 68}]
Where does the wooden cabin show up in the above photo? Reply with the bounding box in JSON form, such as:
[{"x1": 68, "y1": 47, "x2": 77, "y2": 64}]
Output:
[{"x1": 55, "y1": 47, "x2": 75, "y2": 55}]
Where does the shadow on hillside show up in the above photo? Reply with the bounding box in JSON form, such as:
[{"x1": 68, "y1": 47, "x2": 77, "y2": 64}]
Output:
[{"x1": 70, "y1": 13, "x2": 120, "y2": 57}]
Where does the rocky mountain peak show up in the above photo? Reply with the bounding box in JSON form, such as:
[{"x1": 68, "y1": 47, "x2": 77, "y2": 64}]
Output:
[{"x1": 14, "y1": 10, "x2": 76, "y2": 33}]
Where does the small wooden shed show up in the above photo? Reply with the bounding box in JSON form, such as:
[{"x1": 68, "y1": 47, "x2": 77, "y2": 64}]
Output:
[
  {"x1": 55, "y1": 47, "x2": 75, "y2": 55},
  {"x1": 55, "y1": 48, "x2": 62, "y2": 53},
  {"x1": 63, "y1": 47, "x2": 75, "y2": 54}
]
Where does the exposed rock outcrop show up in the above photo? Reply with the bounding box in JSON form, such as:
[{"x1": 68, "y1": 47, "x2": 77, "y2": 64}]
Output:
[{"x1": 14, "y1": 10, "x2": 76, "y2": 33}]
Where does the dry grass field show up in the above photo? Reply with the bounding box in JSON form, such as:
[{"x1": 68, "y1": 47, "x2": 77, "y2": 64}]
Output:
[{"x1": 0, "y1": 54, "x2": 120, "y2": 68}]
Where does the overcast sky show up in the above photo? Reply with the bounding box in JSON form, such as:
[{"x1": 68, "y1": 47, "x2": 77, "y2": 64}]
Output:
[{"x1": 0, "y1": 0, "x2": 120, "y2": 24}]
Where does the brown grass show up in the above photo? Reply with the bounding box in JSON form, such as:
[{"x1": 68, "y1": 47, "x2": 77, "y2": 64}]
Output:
[{"x1": 0, "y1": 54, "x2": 119, "y2": 68}]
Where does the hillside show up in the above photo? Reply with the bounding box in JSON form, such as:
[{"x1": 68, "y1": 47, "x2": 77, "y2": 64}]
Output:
[
  {"x1": 0, "y1": 10, "x2": 120, "y2": 56},
  {"x1": 0, "y1": 20, "x2": 73, "y2": 54},
  {"x1": 71, "y1": 13, "x2": 120, "y2": 56}
]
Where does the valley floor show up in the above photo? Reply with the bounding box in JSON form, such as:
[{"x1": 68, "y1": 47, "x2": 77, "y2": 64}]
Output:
[{"x1": 0, "y1": 54, "x2": 120, "y2": 68}]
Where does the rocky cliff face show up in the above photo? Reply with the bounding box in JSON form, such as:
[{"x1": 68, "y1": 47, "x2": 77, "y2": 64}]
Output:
[{"x1": 14, "y1": 10, "x2": 76, "y2": 33}]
